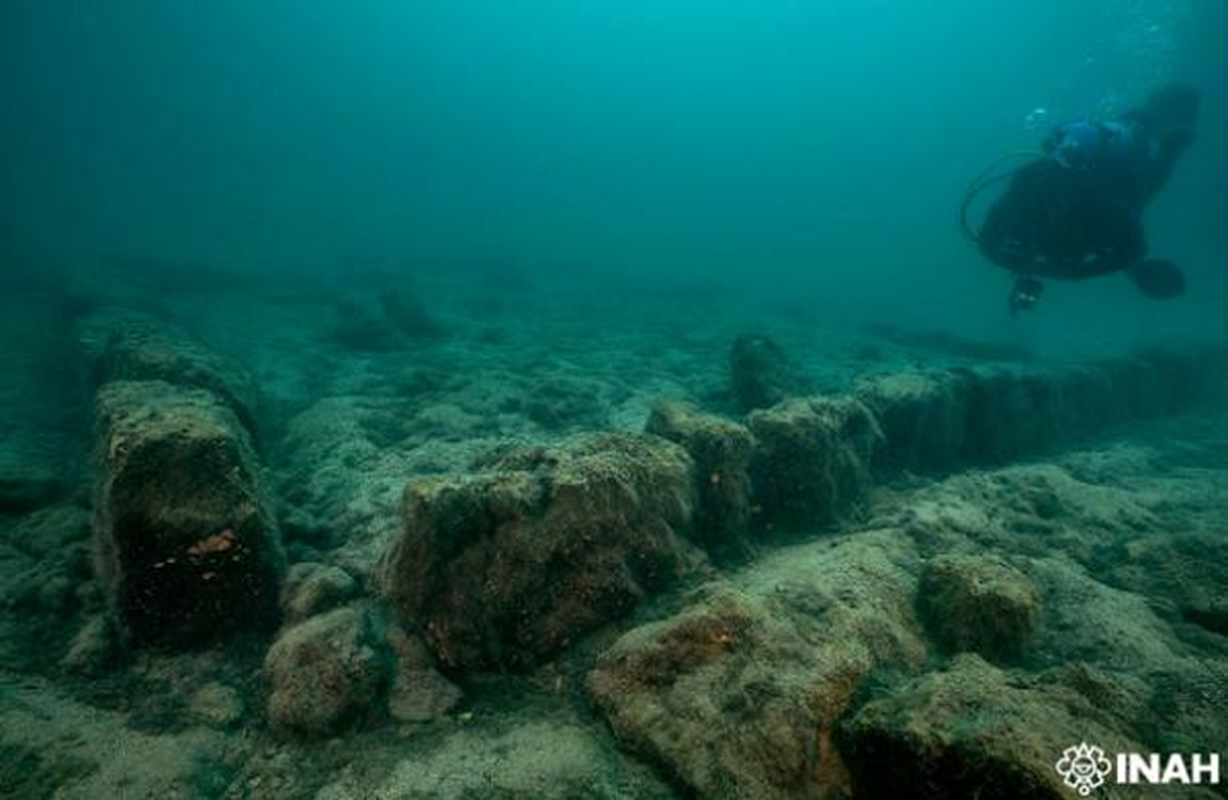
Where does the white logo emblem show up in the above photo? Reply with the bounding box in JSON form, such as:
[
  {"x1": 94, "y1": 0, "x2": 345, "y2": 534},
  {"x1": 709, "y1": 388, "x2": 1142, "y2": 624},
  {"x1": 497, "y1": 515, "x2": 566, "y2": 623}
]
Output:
[{"x1": 1056, "y1": 742, "x2": 1112, "y2": 796}]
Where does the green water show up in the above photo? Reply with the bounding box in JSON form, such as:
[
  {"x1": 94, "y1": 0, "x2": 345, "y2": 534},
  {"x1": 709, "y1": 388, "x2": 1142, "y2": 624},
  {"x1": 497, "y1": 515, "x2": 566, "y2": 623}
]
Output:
[
  {"x1": 2, "y1": 3, "x2": 1228, "y2": 798},
  {"x1": 2, "y1": 1, "x2": 1226, "y2": 346}
]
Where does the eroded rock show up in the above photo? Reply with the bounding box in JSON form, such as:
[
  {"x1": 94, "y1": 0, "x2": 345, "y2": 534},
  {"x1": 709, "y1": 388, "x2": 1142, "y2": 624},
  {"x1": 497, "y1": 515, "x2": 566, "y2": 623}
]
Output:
[
  {"x1": 1100, "y1": 533, "x2": 1228, "y2": 640},
  {"x1": 838, "y1": 654, "x2": 1142, "y2": 800},
  {"x1": 264, "y1": 604, "x2": 392, "y2": 736},
  {"x1": 280, "y1": 562, "x2": 359, "y2": 625},
  {"x1": 918, "y1": 554, "x2": 1041, "y2": 663},
  {"x1": 385, "y1": 627, "x2": 462, "y2": 724},
  {"x1": 855, "y1": 370, "x2": 967, "y2": 472},
  {"x1": 730, "y1": 334, "x2": 811, "y2": 413},
  {"x1": 94, "y1": 380, "x2": 284, "y2": 646},
  {"x1": 188, "y1": 682, "x2": 245, "y2": 730},
  {"x1": 854, "y1": 354, "x2": 1226, "y2": 475},
  {"x1": 748, "y1": 397, "x2": 881, "y2": 532},
  {"x1": 380, "y1": 432, "x2": 699, "y2": 671},
  {"x1": 645, "y1": 400, "x2": 755, "y2": 562},
  {"x1": 588, "y1": 530, "x2": 925, "y2": 799},
  {"x1": 79, "y1": 309, "x2": 259, "y2": 434}
]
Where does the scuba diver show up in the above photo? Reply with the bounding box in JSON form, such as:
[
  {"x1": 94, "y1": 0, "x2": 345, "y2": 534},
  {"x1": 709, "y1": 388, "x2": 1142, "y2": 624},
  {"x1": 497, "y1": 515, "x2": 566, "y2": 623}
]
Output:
[{"x1": 964, "y1": 84, "x2": 1200, "y2": 314}]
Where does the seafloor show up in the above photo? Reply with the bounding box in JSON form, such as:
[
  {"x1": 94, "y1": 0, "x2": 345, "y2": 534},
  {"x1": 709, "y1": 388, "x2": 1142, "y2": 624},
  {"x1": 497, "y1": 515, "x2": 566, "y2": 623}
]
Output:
[{"x1": 2, "y1": 260, "x2": 1227, "y2": 799}]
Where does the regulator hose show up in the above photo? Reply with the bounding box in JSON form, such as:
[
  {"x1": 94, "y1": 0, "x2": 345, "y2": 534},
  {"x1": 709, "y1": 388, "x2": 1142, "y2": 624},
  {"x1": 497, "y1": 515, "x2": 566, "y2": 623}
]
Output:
[{"x1": 960, "y1": 150, "x2": 1047, "y2": 245}]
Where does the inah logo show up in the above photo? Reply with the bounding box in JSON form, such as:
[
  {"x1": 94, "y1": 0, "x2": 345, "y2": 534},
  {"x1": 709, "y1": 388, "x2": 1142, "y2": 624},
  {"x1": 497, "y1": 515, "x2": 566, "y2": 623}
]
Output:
[{"x1": 1055, "y1": 742, "x2": 1112, "y2": 796}]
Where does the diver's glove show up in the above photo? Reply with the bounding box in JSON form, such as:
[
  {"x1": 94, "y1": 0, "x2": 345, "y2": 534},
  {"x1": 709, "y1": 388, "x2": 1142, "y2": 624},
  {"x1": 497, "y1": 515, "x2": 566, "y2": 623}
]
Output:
[{"x1": 1009, "y1": 276, "x2": 1044, "y2": 315}]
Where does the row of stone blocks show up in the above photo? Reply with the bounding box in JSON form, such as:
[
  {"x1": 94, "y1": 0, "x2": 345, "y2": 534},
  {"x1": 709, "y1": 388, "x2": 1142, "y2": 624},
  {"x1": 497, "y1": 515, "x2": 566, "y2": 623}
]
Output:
[
  {"x1": 379, "y1": 350, "x2": 1227, "y2": 673},
  {"x1": 80, "y1": 309, "x2": 285, "y2": 647},
  {"x1": 79, "y1": 324, "x2": 1222, "y2": 660}
]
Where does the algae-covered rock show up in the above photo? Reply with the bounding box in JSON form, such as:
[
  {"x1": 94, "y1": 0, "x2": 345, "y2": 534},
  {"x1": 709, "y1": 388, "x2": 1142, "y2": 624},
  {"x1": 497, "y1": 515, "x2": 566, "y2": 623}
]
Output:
[
  {"x1": 1100, "y1": 533, "x2": 1228, "y2": 640},
  {"x1": 380, "y1": 432, "x2": 699, "y2": 671},
  {"x1": 94, "y1": 380, "x2": 284, "y2": 646},
  {"x1": 730, "y1": 334, "x2": 811, "y2": 412},
  {"x1": 838, "y1": 654, "x2": 1143, "y2": 800},
  {"x1": 79, "y1": 309, "x2": 259, "y2": 434},
  {"x1": 588, "y1": 530, "x2": 925, "y2": 800},
  {"x1": 851, "y1": 355, "x2": 1226, "y2": 476},
  {"x1": 747, "y1": 396, "x2": 881, "y2": 532},
  {"x1": 959, "y1": 368, "x2": 1058, "y2": 463},
  {"x1": 280, "y1": 562, "x2": 359, "y2": 625},
  {"x1": 188, "y1": 682, "x2": 245, "y2": 730},
  {"x1": 264, "y1": 604, "x2": 392, "y2": 736},
  {"x1": 955, "y1": 363, "x2": 1149, "y2": 464},
  {"x1": 385, "y1": 626, "x2": 462, "y2": 724},
  {"x1": 918, "y1": 554, "x2": 1041, "y2": 663},
  {"x1": 855, "y1": 370, "x2": 967, "y2": 472},
  {"x1": 645, "y1": 400, "x2": 755, "y2": 562}
]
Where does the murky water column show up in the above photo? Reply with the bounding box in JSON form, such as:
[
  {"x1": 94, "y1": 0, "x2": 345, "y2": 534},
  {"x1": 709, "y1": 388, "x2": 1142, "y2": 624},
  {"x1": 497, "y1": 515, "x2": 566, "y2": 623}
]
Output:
[{"x1": 1091, "y1": 0, "x2": 1199, "y2": 115}]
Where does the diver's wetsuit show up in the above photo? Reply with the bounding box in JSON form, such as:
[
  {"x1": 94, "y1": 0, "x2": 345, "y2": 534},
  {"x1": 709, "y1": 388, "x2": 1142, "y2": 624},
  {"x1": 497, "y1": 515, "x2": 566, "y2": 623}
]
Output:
[
  {"x1": 978, "y1": 86, "x2": 1198, "y2": 312},
  {"x1": 979, "y1": 156, "x2": 1147, "y2": 281}
]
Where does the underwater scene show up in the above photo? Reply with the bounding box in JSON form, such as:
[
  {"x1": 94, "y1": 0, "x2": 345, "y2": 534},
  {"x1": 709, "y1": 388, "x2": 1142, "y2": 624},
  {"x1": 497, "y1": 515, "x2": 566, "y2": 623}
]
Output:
[{"x1": 3, "y1": 1, "x2": 1228, "y2": 798}]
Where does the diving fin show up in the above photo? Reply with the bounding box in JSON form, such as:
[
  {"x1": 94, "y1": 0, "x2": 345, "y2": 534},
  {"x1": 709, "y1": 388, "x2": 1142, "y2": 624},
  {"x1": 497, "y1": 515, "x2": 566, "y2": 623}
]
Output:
[{"x1": 1125, "y1": 259, "x2": 1186, "y2": 299}]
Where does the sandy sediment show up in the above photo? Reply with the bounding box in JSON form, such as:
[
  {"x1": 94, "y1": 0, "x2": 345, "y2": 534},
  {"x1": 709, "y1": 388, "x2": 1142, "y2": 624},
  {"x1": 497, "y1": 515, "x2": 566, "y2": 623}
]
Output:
[{"x1": 2, "y1": 280, "x2": 1227, "y2": 798}]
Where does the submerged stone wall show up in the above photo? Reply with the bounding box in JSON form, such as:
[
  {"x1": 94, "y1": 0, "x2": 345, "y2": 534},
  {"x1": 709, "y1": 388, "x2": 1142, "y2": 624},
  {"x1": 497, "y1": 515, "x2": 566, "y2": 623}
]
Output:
[
  {"x1": 746, "y1": 396, "x2": 881, "y2": 532},
  {"x1": 856, "y1": 351, "x2": 1224, "y2": 475},
  {"x1": 377, "y1": 347, "x2": 1226, "y2": 674},
  {"x1": 579, "y1": 349, "x2": 1228, "y2": 799},
  {"x1": 77, "y1": 308, "x2": 260, "y2": 434},
  {"x1": 379, "y1": 432, "x2": 700, "y2": 672},
  {"x1": 79, "y1": 309, "x2": 285, "y2": 647}
]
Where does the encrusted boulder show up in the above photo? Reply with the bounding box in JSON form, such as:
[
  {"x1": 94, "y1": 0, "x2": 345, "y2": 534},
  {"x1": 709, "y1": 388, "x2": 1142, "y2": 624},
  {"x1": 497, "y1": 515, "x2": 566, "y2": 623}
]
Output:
[
  {"x1": 280, "y1": 562, "x2": 360, "y2": 625},
  {"x1": 380, "y1": 432, "x2": 699, "y2": 671},
  {"x1": 588, "y1": 531, "x2": 926, "y2": 799},
  {"x1": 264, "y1": 604, "x2": 393, "y2": 736},
  {"x1": 730, "y1": 334, "x2": 811, "y2": 412},
  {"x1": 79, "y1": 309, "x2": 259, "y2": 434},
  {"x1": 645, "y1": 400, "x2": 755, "y2": 562},
  {"x1": 918, "y1": 554, "x2": 1041, "y2": 663},
  {"x1": 838, "y1": 654, "x2": 1142, "y2": 799},
  {"x1": 747, "y1": 396, "x2": 881, "y2": 532},
  {"x1": 94, "y1": 380, "x2": 284, "y2": 646},
  {"x1": 959, "y1": 368, "x2": 1057, "y2": 463},
  {"x1": 385, "y1": 626, "x2": 462, "y2": 724},
  {"x1": 188, "y1": 682, "x2": 246, "y2": 730},
  {"x1": 1098, "y1": 532, "x2": 1228, "y2": 639}
]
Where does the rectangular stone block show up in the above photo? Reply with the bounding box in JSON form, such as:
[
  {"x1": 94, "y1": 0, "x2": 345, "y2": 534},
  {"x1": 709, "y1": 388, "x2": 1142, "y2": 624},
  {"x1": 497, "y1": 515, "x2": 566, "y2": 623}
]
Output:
[{"x1": 94, "y1": 380, "x2": 284, "y2": 646}]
